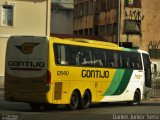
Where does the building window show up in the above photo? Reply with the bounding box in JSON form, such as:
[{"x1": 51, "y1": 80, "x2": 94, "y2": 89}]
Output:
[
  {"x1": 100, "y1": 0, "x2": 107, "y2": 11},
  {"x1": 125, "y1": 0, "x2": 141, "y2": 8},
  {"x1": 74, "y1": 5, "x2": 78, "y2": 18},
  {"x1": 0, "y1": 5, "x2": 14, "y2": 26},
  {"x1": 123, "y1": 20, "x2": 141, "y2": 34},
  {"x1": 99, "y1": 25, "x2": 106, "y2": 35},
  {"x1": 113, "y1": 0, "x2": 119, "y2": 8}
]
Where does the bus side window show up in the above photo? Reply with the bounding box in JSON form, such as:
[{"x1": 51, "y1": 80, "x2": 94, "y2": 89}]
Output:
[
  {"x1": 105, "y1": 50, "x2": 119, "y2": 68},
  {"x1": 136, "y1": 54, "x2": 142, "y2": 69},
  {"x1": 106, "y1": 51, "x2": 115, "y2": 68},
  {"x1": 79, "y1": 47, "x2": 92, "y2": 66},
  {"x1": 54, "y1": 44, "x2": 59, "y2": 64},
  {"x1": 75, "y1": 51, "x2": 81, "y2": 65},
  {"x1": 120, "y1": 52, "x2": 130, "y2": 68},
  {"x1": 92, "y1": 49, "x2": 105, "y2": 67},
  {"x1": 54, "y1": 44, "x2": 68, "y2": 65},
  {"x1": 78, "y1": 52, "x2": 84, "y2": 64},
  {"x1": 113, "y1": 52, "x2": 120, "y2": 68},
  {"x1": 67, "y1": 46, "x2": 80, "y2": 66},
  {"x1": 130, "y1": 53, "x2": 136, "y2": 68},
  {"x1": 129, "y1": 53, "x2": 142, "y2": 69}
]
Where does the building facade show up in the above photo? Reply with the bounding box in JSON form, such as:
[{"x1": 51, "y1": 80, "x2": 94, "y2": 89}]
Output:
[
  {"x1": 52, "y1": 0, "x2": 74, "y2": 8},
  {"x1": 74, "y1": 0, "x2": 143, "y2": 45},
  {"x1": 74, "y1": 0, "x2": 160, "y2": 96},
  {"x1": 0, "y1": 0, "x2": 51, "y2": 88},
  {"x1": 50, "y1": 2, "x2": 73, "y2": 34},
  {"x1": 74, "y1": 0, "x2": 160, "y2": 64}
]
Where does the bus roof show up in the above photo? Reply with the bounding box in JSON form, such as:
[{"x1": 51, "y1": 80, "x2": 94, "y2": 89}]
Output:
[
  {"x1": 50, "y1": 33, "x2": 106, "y2": 41},
  {"x1": 49, "y1": 35, "x2": 148, "y2": 54},
  {"x1": 65, "y1": 38, "x2": 119, "y2": 47},
  {"x1": 50, "y1": 36, "x2": 119, "y2": 48}
]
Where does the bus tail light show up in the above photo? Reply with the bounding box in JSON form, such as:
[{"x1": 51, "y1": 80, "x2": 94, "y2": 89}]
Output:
[{"x1": 47, "y1": 70, "x2": 51, "y2": 84}]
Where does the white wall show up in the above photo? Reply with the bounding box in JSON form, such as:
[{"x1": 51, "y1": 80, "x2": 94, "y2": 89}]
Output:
[
  {"x1": 52, "y1": 0, "x2": 73, "y2": 8},
  {"x1": 0, "y1": 0, "x2": 51, "y2": 88}
]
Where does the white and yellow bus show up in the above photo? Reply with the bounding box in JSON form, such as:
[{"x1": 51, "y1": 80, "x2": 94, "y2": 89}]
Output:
[{"x1": 5, "y1": 36, "x2": 152, "y2": 110}]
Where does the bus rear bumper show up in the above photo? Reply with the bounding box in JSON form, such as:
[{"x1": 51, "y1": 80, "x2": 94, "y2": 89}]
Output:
[{"x1": 5, "y1": 91, "x2": 51, "y2": 104}]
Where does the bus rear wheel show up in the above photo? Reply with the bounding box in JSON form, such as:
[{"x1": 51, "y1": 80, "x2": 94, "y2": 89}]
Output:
[
  {"x1": 43, "y1": 104, "x2": 58, "y2": 110},
  {"x1": 30, "y1": 103, "x2": 42, "y2": 111},
  {"x1": 128, "y1": 90, "x2": 141, "y2": 106},
  {"x1": 81, "y1": 90, "x2": 91, "y2": 109},
  {"x1": 68, "y1": 91, "x2": 79, "y2": 110}
]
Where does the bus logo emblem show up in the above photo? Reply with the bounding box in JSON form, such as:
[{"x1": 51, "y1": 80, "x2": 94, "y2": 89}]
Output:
[{"x1": 15, "y1": 43, "x2": 39, "y2": 54}]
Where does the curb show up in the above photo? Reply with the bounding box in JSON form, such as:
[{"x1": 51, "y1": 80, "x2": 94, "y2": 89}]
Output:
[
  {"x1": 148, "y1": 98, "x2": 160, "y2": 101},
  {"x1": 143, "y1": 97, "x2": 160, "y2": 102}
]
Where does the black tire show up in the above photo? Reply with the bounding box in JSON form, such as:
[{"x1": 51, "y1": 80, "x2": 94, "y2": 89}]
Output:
[
  {"x1": 68, "y1": 91, "x2": 79, "y2": 110},
  {"x1": 30, "y1": 103, "x2": 42, "y2": 111},
  {"x1": 81, "y1": 91, "x2": 91, "y2": 109},
  {"x1": 43, "y1": 104, "x2": 58, "y2": 110},
  {"x1": 128, "y1": 90, "x2": 141, "y2": 106}
]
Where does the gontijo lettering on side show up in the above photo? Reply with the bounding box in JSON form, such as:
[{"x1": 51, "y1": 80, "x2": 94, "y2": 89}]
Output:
[{"x1": 82, "y1": 70, "x2": 109, "y2": 78}]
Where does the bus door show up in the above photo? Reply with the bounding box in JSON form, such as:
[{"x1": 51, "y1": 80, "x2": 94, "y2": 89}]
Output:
[
  {"x1": 142, "y1": 53, "x2": 152, "y2": 99},
  {"x1": 95, "y1": 81, "x2": 102, "y2": 101}
]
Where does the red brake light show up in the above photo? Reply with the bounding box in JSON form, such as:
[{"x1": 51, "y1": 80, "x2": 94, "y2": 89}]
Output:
[{"x1": 47, "y1": 70, "x2": 51, "y2": 84}]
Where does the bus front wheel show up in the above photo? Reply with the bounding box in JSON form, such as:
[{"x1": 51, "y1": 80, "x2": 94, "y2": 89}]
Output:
[{"x1": 128, "y1": 90, "x2": 141, "y2": 106}]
